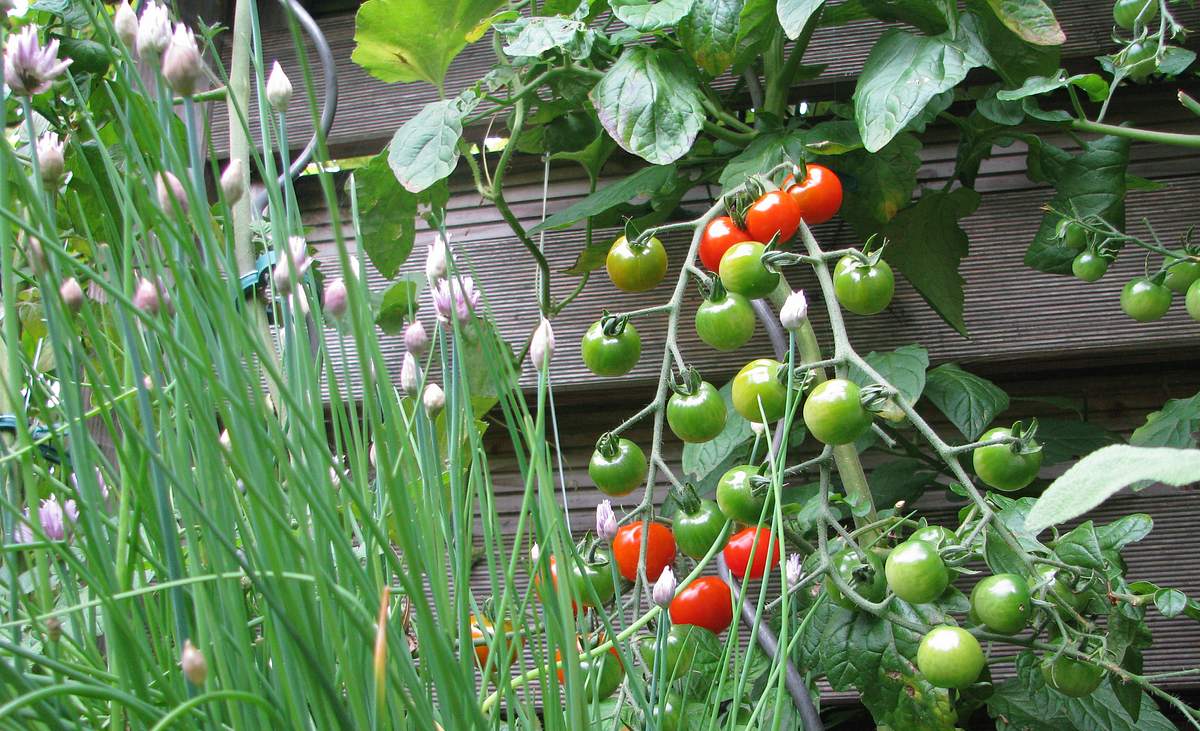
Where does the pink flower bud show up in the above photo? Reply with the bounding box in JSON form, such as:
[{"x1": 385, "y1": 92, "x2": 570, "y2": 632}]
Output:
[
  {"x1": 24, "y1": 236, "x2": 46, "y2": 275},
  {"x1": 133, "y1": 277, "x2": 160, "y2": 315},
  {"x1": 786, "y1": 553, "x2": 803, "y2": 589},
  {"x1": 425, "y1": 234, "x2": 449, "y2": 281},
  {"x1": 530, "y1": 317, "x2": 554, "y2": 369},
  {"x1": 404, "y1": 321, "x2": 428, "y2": 356},
  {"x1": 59, "y1": 277, "x2": 84, "y2": 313},
  {"x1": 114, "y1": 2, "x2": 139, "y2": 48},
  {"x1": 422, "y1": 383, "x2": 445, "y2": 414},
  {"x1": 220, "y1": 159, "x2": 245, "y2": 204},
  {"x1": 180, "y1": 639, "x2": 208, "y2": 685},
  {"x1": 323, "y1": 277, "x2": 348, "y2": 318},
  {"x1": 36, "y1": 132, "x2": 64, "y2": 185},
  {"x1": 400, "y1": 352, "x2": 421, "y2": 394},
  {"x1": 272, "y1": 237, "x2": 313, "y2": 296},
  {"x1": 652, "y1": 566, "x2": 676, "y2": 608},
  {"x1": 45, "y1": 617, "x2": 62, "y2": 642},
  {"x1": 162, "y1": 23, "x2": 202, "y2": 96},
  {"x1": 595, "y1": 500, "x2": 617, "y2": 542},
  {"x1": 265, "y1": 60, "x2": 292, "y2": 111},
  {"x1": 156, "y1": 171, "x2": 188, "y2": 215},
  {"x1": 136, "y1": 2, "x2": 171, "y2": 59}
]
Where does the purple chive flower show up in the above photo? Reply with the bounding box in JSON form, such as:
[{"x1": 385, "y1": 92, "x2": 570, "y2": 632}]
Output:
[
  {"x1": 595, "y1": 500, "x2": 617, "y2": 542},
  {"x1": 404, "y1": 320, "x2": 428, "y2": 356},
  {"x1": 136, "y1": 2, "x2": 171, "y2": 59},
  {"x1": 114, "y1": 2, "x2": 139, "y2": 48},
  {"x1": 431, "y1": 276, "x2": 480, "y2": 325},
  {"x1": 4, "y1": 25, "x2": 72, "y2": 96},
  {"x1": 162, "y1": 23, "x2": 202, "y2": 96},
  {"x1": 16, "y1": 495, "x2": 74, "y2": 543}
]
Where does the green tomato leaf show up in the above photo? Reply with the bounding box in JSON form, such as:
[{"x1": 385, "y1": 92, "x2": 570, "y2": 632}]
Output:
[
  {"x1": 1035, "y1": 418, "x2": 1120, "y2": 465},
  {"x1": 996, "y1": 72, "x2": 1070, "y2": 100},
  {"x1": 682, "y1": 380, "x2": 754, "y2": 486},
  {"x1": 853, "y1": 27, "x2": 988, "y2": 153},
  {"x1": 350, "y1": 150, "x2": 418, "y2": 279},
  {"x1": 849, "y1": 344, "x2": 929, "y2": 407},
  {"x1": 352, "y1": 0, "x2": 505, "y2": 87},
  {"x1": 373, "y1": 276, "x2": 424, "y2": 334},
  {"x1": 590, "y1": 47, "x2": 707, "y2": 165},
  {"x1": 1054, "y1": 521, "x2": 1104, "y2": 570},
  {"x1": 923, "y1": 363, "x2": 1009, "y2": 441},
  {"x1": 387, "y1": 93, "x2": 478, "y2": 194},
  {"x1": 1096, "y1": 514, "x2": 1152, "y2": 552},
  {"x1": 859, "y1": 0, "x2": 949, "y2": 34},
  {"x1": 963, "y1": 3, "x2": 1060, "y2": 86},
  {"x1": 777, "y1": 0, "x2": 825, "y2": 40},
  {"x1": 732, "y1": 0, "x2": 777, "y2": 70},
  {"x1": 882, "y1": 187, "x2": 981, "y2": 337},
  {"x1": 1156, "y1": 46, "x2": 1197, "y2": 76},
  {"x1": 984, "y1": 498, "x2": 1044, "y2": 575},
  {"x1": 1025, "y1": 445, "x2": 1200, "y2": 534},
  {"x1": 498, "y1": 16, "x2": 593, "y2": 58},
  {"x1": 1130, "y1": 392, "x2": 1200, "y2": 448},
  {"x1": 531, "y1": 163, "x2": 677, "y2": 234},
  {"x1": 718, "y1": 130, "x2": 808, "y2": 192},
  {"x1": 610, "y1": 0, "x2": 695, "y2": 31},
  {"x1": 982, "y1": 0, "x2": 1064, "y2": 45},
  {"x1": 1154, "y1": 588, "x2": 1187, "y2": 618},
  {"x1": 833, "y1": 133, "x2": 922, "y2": 238},
  {"x1": 869, "y1": 459, "x2": 938, "y2": 510},
  {"x1": 678, "y1": 0, "x2": 743, "y2": 76}
]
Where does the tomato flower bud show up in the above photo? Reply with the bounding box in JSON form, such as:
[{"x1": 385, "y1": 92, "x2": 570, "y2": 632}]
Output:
[
  {"x1": 400, "y1": 352, "x2": 421, "y2": 394},
  {"x1": 265, "y1": 60, "x2": 292, "y2": 112},
  {"x1": 323, "y1": 277, "x2": 348, "y2": 318},
  {"x1": 422, "y1": 383, "x2": 445, "y2": 414},
  {"x1": 156, "y1": 171, "x2": 188, "y2": 215},
  {"x1": 404, "y1": 320, "x2": 428, "y2": 356},
  {"x1": 114, "y1": 2, "x2": 139, "y2": 49},
  {"x1": 786, "y1": 553, "x2": 803, "y2": 589},
  {"x1": 652, "y1": 566, "x2": 676, "y2": 607},
  {"x1": 779, "y1": 289, "x2": 808, "y2": 331},
  {"x1": 59, "y1": 277, "x2": 84, "y2": 314},
  {"x1": 220, "y1": 159, "x2": 246, "y2": 204},
  {"x1": 595, "y1": 499, "x2": 617, "y2": 542},
  {"x1": 162, "y1": 23, "x2": 202, "y2": 96},
  {"x1": 180, "y1": 639, "x2": 208, "y2": 685},
  {"x1": 36, "y1": 132, "x2": 64, "y2": 186},
  {"x1": 425, "y1": 233, "x2": 450, "y2": 281},
  {"x1": 530, "y1": 317, "x2": 554, "y2": 369},
  {"x1": 136, "y1": 2, "x2": 171, "y2": 60},
  {"x1": 133, "y1": 277, "x2": 160, "y2": 315}
]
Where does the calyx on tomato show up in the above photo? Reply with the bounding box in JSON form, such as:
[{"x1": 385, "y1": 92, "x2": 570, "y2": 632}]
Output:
[
  {"x1": 588, "y1": 431, "x2": 647, "y2": 496},
  {"x1": 670, "y1": 483, "x2": 729, "y2": 559},
  {"x1": 972, "y1": 420, "x2": 1044, "y2": 492},
  {"x1": 666, "y1": 367, "x2": 727, "y2": 444}
]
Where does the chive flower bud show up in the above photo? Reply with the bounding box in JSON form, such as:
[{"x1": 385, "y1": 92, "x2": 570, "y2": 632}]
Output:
[
  {"x1": 162, "y1": 23, "x2": 202, "y2": 96},
  {"x1": 136, "y1": 2, "x2": 171, "y2": 60},
  {"x1": 156, "y1": 171, "x2": 188, "y2": 215},
  {"x1": 780, "y1": 289, "x2": 808, "y2": 331},
  {"x1": 652, "y1": 566, "x2": 676, "y2": 608},
  {"x1": 180, "y1": 639, "x2": 208, "y2": 685},
  {"x1": 786, "y1": 553, "x2": 803, "y2": 589},
  {"x1": 265, "y1": 60, "x2": 292, "y2": 111},
  {"x1": 530, "y1": 317, "x2": 554, "y2": 369},
  {"x1": 220, "y1": 159, "x2": 246, "y2": 204},
  {"x1": 323, "y1": 277, "x2": 348, "y2": 318},
  {"x1": 36, "y1": 132, "x2": 64, "y2": 186},
  {"x1": 404, "y1": 320, "x2": 428, "y2": 356},
  {"x1": 400, "y1": 352, "x2": 420, "y2": 394},
  {"x1": 114, "y1": 2, "x2": 139, "y2": 48},
  {"x1": 425, "y1": 234, "x2": 449, "y2": 281},
  {"x1": 595, "y1": 500, "x2": 617, "y2": 542},
  {"x1": 422, "y1": 383, "x2": 445, "y2": 414},
  {"x1": 133, "y1": 277, "x2": 160, "y2": 315},
  {"x1": 59, "y1": 277, "x2": 84, "y2": 314}
]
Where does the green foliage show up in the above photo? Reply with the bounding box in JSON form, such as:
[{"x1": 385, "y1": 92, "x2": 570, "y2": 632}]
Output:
[
  {"x1": 387, "y1": 92, "x2": 478, "y2": 194},
  {"x1": 350, "y1": 150, "x2": 417, "y2": 279},
  {"x1": 1130, "y1": 391, "x2": 1200, "y2": 448},
  {"x1": 923, "y1": 364, "x2": 1009, "y2": 441}
]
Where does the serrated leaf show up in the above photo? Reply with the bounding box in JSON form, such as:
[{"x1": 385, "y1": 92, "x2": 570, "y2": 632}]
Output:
[
  {"x1": 985, "y1": 499, "x2": 1044, "y2": 575},
  {"x1": 387, "y1": 94, "x2": 478, "y2": 194},
  {"x1": 1130, "y1": 392, "x2": 1200, "y2": 448},
  {"x1": 682, "y1": 380, "x2": 754, "y2": 483},
  {"x1": 882, "y1": 187, "x2": 980, "y2": 336},
  {"x1": 777, "y1": 0, "x2": 825, "y2": 40},
  {"x1": 849, "y1": 344, "x2": 929, "y2": 407},
  {"x1": 678, "y1": 0, "x2": 743, "y2": 76},
  {"x1": 610, "y1": 0, "x2": 696, "y2": 31},
  {"x1": 1154, "y1": 588, "x2": 1187, "y2": 618},
  {"x1": 983, "y1": 0, "x2": 1064, "y2": 45},
  {"x1": 923, "y1": 363, "x2": 1009, "y2": 441},
  {"x1": 1025, "y1": 445, "x2": 1200, "y2": 533},
  {"x1": 732, "y1": 0, "x2": 777, "y2": 70},
  {"x1": 1036, "y1": 418, "x2": 1120, "y2": 465},
  {"x1": 590, "y1": 47, "x2": 706, "y2": 165}
]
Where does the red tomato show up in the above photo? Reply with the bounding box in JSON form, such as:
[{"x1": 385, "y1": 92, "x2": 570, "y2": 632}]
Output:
[
  {"x1": 744, "y1": 190, "x2": 801, "y2": 245},
  {"x1": 784, "y1": 164, "x2": 843, "y2": 225},
  {"x1": 699, "y1": 216, "x2": 752, "y2": 272},
  {"x1": 723, "y1": 526, "x2": 780, "y2": 581},
  {"x1": 669, "y1": 576, "x2": 734, "y2": 634},
  {"x1": 612, "y1": 522, "x2": 677, "y2": 581}
]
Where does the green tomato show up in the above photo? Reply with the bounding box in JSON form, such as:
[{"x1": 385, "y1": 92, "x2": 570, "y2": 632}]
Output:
[
  {"x1": 1071, "y1": 251, "x2": 1108, "y2": 282},
  {"x1": 973, "y1": 427, "x2": 1043, "y2": 491},
  {"x1": 1121, "y1": 277, "x2": 1172, "y2": 322},
  {"x1": 910, "y1": 525, "x2": 956, "y2": 550},
  {"x1": 1123, "y1": 41, "x2": 1157, "y2": 82},
  {"x1": 673, "y1": 498, "x2": 727, "y2": 559},
  {"x1": 1187, "y1": 279, "x2": 1200, "y2": 321},
  {"x1": 802, "y1": 378, "x2": 872, "y2": 445},
  {"x1": 884, "y1": 539, "x2": 949, "y2": 604},
  {"x1": 549, "y1": 555, "x2": 617, "y2": 607},
  {"x1": 1036, "y1": 565, "x2": 1088, "y2": 612},
  {"x1": 588, "y1": 437, "x2": 647, "y2": 497},
  {"x1": 719, "y1": 242, "x2": 779, "y2": 299},
  {"x1": 581, "y1": 320, "x2": 641, "y2": 377},
  {"x1": 716, "y1": 464, "x2": 769, "y2": 524},
  {"x1": 636, "y1": 624, "x2": 717, "y2": 682},
  {"x1": 1164, "y1": 258, "x2": 1200, "y2": 293},
  {"x1": 917, "y1": 625, "x2": 985, "y2": 689},
  {"x1": 970, "y1": 574, "x2": 1033, "y2": 635},
  {"x1": 606, "y1": 235, "x2": 667, "y2": 292},
  {"x1": 1113, "y1": 0, "x2": 1157, "y2": 29},
  {"x1": 825, "y1": 548, "x2": 888, "y2": 609},
  {"x1": 560, "y1": 643, "x2": 624, "y2": 700},
  {"x1": 731, "y1": 358, "x2": 788, "y2": 423},
  {"x1": 833, "y1": 255, "x2": 895, "y2": 316},
  {"x1": 695, "y1": 290, "x2": 756, "y2": 350},
  {"x1": 1041, "y1": 655, "x2": 1104, "y2": 697},
  {"x1": 648, "y1": 692, "x2": 685, "y2": 731},
  {"x1": 667, "y1": 381, "x2": 726, "y2": 443},
  {"x1": 1062, "y1": 221, "x2": 1089, "y2": 250}
]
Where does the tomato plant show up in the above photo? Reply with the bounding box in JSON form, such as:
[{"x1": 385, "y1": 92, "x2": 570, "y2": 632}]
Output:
[
  {"x1": 825, "y1": 547, "x2": 887, "y2": 608},
  {"x1": 612, "y1": 522, "x2": 676, "y2": 582},
  {"x1": 1071, "y1": 250, "x2": 1108, "y2": 282},
  {"x1": 909, "y1": 525, "x2": 956, "y2": 549},
  {"x1": 719, "y1": 242, "x2": 779, "y2": 300},
  {"x1": 715, "y1": 464, "x2": 770, "y2": 525},
  {"x1": 743, "y1": 189, "x2": 801, "y2": 244},
  {"x1": 783, "y1": 164, "x2": 843, "y2": 225},
  {"x1": 606, "y1": 235, "x2": 668, "y2": 292},
  {"x1": 970, "y1": 574, "x2": 1032, "y2": 635},
  {"x1": 833, "y1": 254, "x2": 895, "y2": 316},
  {"x1": 1113, "y1": 0, "x2": 1157, "y2": 29},
  {"x1": 884, "y1": 540, "x2": 949, "y2": 604},
  {"x1": 588, "y1": 433, "x2": 647, "y2": 496},
  {"x1": 637, "y1": 624, "x2": 717, "y2": 681},
  {"x1": 802, "y1": 378, "x2": 873, "y2": 445},
  {"x1": 1164, "y1": 257, "x2": 1200, "y2": 293},
  {"x1": 672, "y1": 485, "x2": 728, "y2": 559},
  {"x1": 699, "y1": 216, "x2": 751, "y2": 272},
  {"x1": 1188, "y1": 279, "x2": 1200, "y2": 320},
  {"x1": 917, "y1": 626, "x2": 985, "y2": 689},
  {"x1": 1121, "y1": 277, "x2": 1172, "y2": 322},
  {"x1": 724, "y1": 527, "x2": 780, "y2": 581},
  {"x1": 469, "y1": 615, "x2": 521, "y2": 669},
  {"x1": 694, "y1": 282, "x2": 755, "y2": 351},
  {"x1": 667, "y1": 372, "x2": 726, "y2": 444},
  {"x1": 556, "y1": 638, "x2": 624, "y2": 701},
  {"x1": 581, "y1": 316, "x2": 641, "y2": 376},
  {"x1": 973, "y1": 425, "x2": 1044, "y2": 491},
  {"x1": 1041, "y1": 655, "x2": 1106, "y2": 697},
  {"x1": 730, "y1": 358, "x2": 788, "y2": 423},
  {"x1": 669, "y1": 576, "x2": 733, "y2": 635}
]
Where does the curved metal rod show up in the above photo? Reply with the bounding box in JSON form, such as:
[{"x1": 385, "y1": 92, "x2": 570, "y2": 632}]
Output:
[{"x1": 739, "y1": 298, "x2": 824, "y2": 731}]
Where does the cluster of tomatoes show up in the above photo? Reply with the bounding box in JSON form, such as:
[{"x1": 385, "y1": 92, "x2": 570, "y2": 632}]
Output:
[{"x1": 1061, "y1": 219, "x2": 1200, "y2": 324}]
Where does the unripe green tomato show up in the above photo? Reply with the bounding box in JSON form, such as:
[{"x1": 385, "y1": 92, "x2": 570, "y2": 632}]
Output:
[
  {"x1": 667, "y1": 381, "x2": 726, "y2": 443},
  {"x1": 695, "y1": 291, "x2": 756, "y2": 350},
  {"x1": 731, "y1": 358, "x2": 788, "y2": 423},
  {"x1": 647, "y1": 692, "x2": 685, "y2": 731},
  {"x1": 719, "y1": 242, "x2": 779, "y2": 299},
  {"x1": 1113, "y1": 0, "x2": 1157, "y2": 30},
  {"x1": 1036, "y1": 565, "x2": 1089, "y2": 612},
  {"x1": 802, "y1": 378, "x2": 873, "y2": 445},
  {"x1": 673, "y1": 498, "x2": 727, "y2": 559},
  {"x1": 1164, "y1": 258, "x2": 1200, "y2": 293},
  {"x1": 884, "y1": 539, "x2": 949, "y2": 604},
  {"x1": 716, "y1": 464, "x2": 769, "y2": 524},
  {"x1": 1123, "y1": 41, "x2": 1157, "y2": 82},
  {"x1": 917, "y1": 625, "x2": 985, "y2": 689},
  {"x1": 833, "y1": 256, "x2": 895, "y2": 316},
  {"x1": 1121, "y1": 277, "x2": 1172, "y2": 322},
  {"x1": 825, "y1": 548, "x2": 888, "y2": 609},
  {"x1": 910, "y1": 525, "x2": 956, "y2": 550},
  {"x1": 970, "y1": 574, "x2": 1033, "y2": 635},
  {"x1": 1187, "y1": 279, "x2": 1200, "y2": 321},
  {"x1": 1062, "y1": 221, "x2": 1088, "y2": 250},
  {"x1": 606, "y1": 235, "x2": 667, "y2": 292},
  {"x1": 556, "y1": 642, "x2": 624, "y2": 700},
  {"x1": 636, "y1": 624, "x2": 716, "y2": 681},
  {"x1": 588, "y1": 438, "x2": 647, "y2": 496},
  {"x1": 973, "y1": 427, "x2": 1043, "y2": 491},
  {"x1": 1071, "y1": 251, "x2": 1108, "y2": 282},
  {"x1": 1041, "y1": 655, "x2": 1104, "y2": 697},
  {"x1": 581, "y1": 320, "x2": 641, "y2": 377}
]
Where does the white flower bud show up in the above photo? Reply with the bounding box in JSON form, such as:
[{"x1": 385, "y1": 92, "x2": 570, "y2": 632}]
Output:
[
  {"x1": 162, "y1": 23, "x2": 202, "y2": 96},
  {"x1": 218, "y1": 429, "x2": 231, "y2": 451},
  {"x1": 785, "y1": 553, "x2": 803, "y2": 589},
  {"x1": 133, "y1": 277, "x2": 160, "y2": 315},
  {"x1": 36, "y1": 132, "x2": 64, "y2": 186},
  {"x1": 529, "y1": 542, "x2": 540, "y2": 563},
  {"x1": 368, "y1": 441, "x2": 377, "y2": 469},
  {"x1": 780, "y1": 290, "x2": 808, "y2": 331},
  {"x1": 265, "y1": 60, "x2": 292, "y2": 112},
  {"x1": 220, "y1": 159, "x2": 245, "y2": 204},
  {"x1": 180, "y1": 639, "x2": 208, "y2": 685},
  {"x1": 59, "y1": 277, "x2": 84, "y2": 313},
  {"x1": 425, "y1": 234, "x2": 449, "y2": 281},
  {"x1": 404, "y1": 321, "x2": 428, "y2": 356},
  {"x1": 652, "y1": 566, "x2": 676, "y2": 608},
  {"x1": 323, "y1": 278, "x2": 348, "y2": 318},
  {"x1": 156, "y1": 171, "x2": 187, "y2": 215},
  {"x1": 530, "y1": 317, "x2": 554, "y2": 370},
  {"x1": 400, "y1": 351, "x2": 420, "y2": 394},
  {"x1": 749, "y1": 421, "x2": 766, "y2": 436},
  {"x1": 595, "y1": 500, "x2": 617, "y2": 542},
  {"x1": 114, "y1": 2, "x2": 139, "y2": 48},
  {"x1": 136, "y1": 2, "x2": 171, "y2": 59},
  {"x1": 422, "y1": 383, "x2": 445, "y2": 414},
  {"x1": 24, "y1": 236, "x2": 46, "y2": 275}
]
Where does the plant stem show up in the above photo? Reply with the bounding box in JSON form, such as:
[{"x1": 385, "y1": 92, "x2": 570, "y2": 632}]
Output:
[{"x1": 1070, "y1": 118, "x2": 1200, "y2": 148}]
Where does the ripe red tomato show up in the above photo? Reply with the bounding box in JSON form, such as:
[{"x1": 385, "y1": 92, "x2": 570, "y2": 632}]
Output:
[
  {"x1": 699, "y1": 216, "x2": 751, "y2": 272},
  {"x1": 612, "y1": 521, "x2": 676, "y2": 582},
  {"x1": 744, "y1": 190, "x2": 801, "y2": 244},
  {"x1": 723, "y1": 526, "x2": 780, "y2": 581},
  {"x1": 784, "y1": 164, "x2": 843, "y2": 225},
  {"x1": 669, "y1": 576, "x2": 734, "y2": 634}
]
